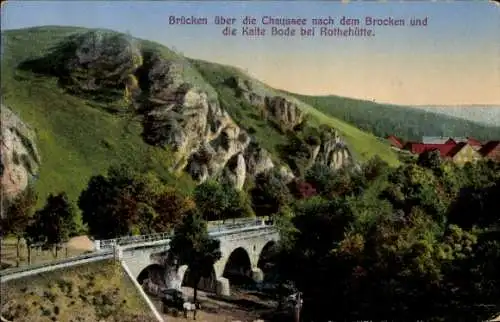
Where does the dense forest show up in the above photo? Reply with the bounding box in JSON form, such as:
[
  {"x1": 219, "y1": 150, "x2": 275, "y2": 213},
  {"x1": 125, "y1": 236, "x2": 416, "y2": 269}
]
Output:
[
  {"x1": 3, "y1": 151, "x2": 499, "y2": 321},
  {"x1": 273, "y1": 153, "x2": 500, "y2": 321},
  {"x1": 291, "y1": 93, "x2": 500, "y2": 142}
]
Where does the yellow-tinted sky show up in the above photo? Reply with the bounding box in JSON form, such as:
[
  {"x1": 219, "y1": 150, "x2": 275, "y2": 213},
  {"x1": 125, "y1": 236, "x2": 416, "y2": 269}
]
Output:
[
  {"x1": 3, "y1": 1, "x2": 500, "y2": 106},
  {"x1": 227, "y1": 50, "x2": 500, "y2": 105}
]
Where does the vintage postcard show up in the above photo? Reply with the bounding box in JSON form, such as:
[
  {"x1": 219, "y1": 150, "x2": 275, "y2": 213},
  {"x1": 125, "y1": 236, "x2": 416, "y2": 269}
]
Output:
[{"x1": 1, "y1": 1, "x2": 499, "y2": 322}]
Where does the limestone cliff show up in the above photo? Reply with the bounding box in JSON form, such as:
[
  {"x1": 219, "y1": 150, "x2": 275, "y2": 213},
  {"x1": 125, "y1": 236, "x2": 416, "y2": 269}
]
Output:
[
  {"x1": 226, "y1": 75, "x2": 354, "y2": 173},
  {"x1": 27, "y1": 31, "x2": 280, "y2": 189},
  {"x1": 226, "y1": 76, "x2": 306, "y2": 131},
  {"x1": 0, "y1": 105, "x2": 41, "y2": 214},
  {"x1": 309, "y1": 128, "x2": 354, "y2": 171},
  {"x1": 15, "y1": 30, "x2": 356, "y2": 191}
]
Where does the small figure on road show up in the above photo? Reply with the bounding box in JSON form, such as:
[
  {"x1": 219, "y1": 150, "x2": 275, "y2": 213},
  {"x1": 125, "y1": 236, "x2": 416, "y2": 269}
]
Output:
[{"x1": 183, "y1": 301, "x2": 199, "y2": 320}]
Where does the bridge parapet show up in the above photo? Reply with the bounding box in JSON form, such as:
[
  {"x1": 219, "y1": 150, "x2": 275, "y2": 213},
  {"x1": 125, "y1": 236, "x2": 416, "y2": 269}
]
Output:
[
  {"x1": 96, "y1": 219, "x2": 271, "y2": 251},
  {"x1": 216, "y1": 226, "x2": 277, "y2": 242},
  {"x1": 96, "y1": 231, "x2": 173, "y2": 250}
]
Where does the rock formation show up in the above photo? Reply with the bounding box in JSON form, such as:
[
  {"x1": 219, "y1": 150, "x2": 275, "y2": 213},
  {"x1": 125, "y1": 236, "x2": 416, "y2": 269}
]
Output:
[
  {"x1": 0, "y1": 105, "x2": 41, "y2": 215},
  {"x1": 310, "y1": 128, "x2": 353, "y2": 170},
  {"x1": 57, "y1": 31, "x2": 142, "y2": 94},
  {"x1": 226, "y1": 76, "x2": 305, "y2": 131},
  {"x1": 14, "y1": 31, "x2": 356, "y2": 191}
]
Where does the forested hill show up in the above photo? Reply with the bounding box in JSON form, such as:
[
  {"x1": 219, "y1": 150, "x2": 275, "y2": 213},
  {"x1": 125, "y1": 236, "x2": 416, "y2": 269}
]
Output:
[
  {"x1": 413, "y1": 105, "x2": 500, "y2": 127},
  {"x1": 290, "y1": 93, "x2": 500, "y2": 141}
]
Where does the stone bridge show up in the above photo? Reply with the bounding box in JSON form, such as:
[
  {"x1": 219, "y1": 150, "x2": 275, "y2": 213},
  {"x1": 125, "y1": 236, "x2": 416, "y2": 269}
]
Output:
[{"x1": 110, "y1": 223, "x2": 279, "y2": 296}]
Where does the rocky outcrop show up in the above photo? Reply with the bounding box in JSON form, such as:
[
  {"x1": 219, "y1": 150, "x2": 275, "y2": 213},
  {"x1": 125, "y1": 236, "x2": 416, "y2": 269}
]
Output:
[
  {"x1": 219, "y1": 142, "x2": 276, "y2": 190},
  {"x1": 264, "y1": 96, "x2": 305, "y2": 131},
  {"x1": 278, "y1": 165, "x2": 296, "y2": 184},
  {"x1": 186, "y1": 124, "x2": 251, "y2": 184},
  {"x1": 243, "y1": 142, "x2": 274, "y2": 177},
  {"x1": 309, "y1": 129, "x2": 353, "y2": 170},
  {"x1": 25, "y1": 31, "x2": 262, "y2": 189},
  {"x1": 220, "y1": 153, "x2": 247, "y2": 190},
  {"x1": 16, "y1": 31, "x2": 356, "y2": 191},
  {"x1": 1, "y1": 105, "x2": 41, "y2": 213},
  {"x1": 226, "y1": 76, "x2": 305, "y2": 131},
  {"x1": 21, "y1": 31, "x2": 142, "y2": 99}
]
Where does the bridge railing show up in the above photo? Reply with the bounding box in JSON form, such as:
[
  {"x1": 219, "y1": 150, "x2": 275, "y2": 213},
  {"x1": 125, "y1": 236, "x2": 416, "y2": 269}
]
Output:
[
  {"x1": 0, "y1": 249, "x2": 113, "y2": 279},
  {"x1": 97, "y1": 231, "x2": 173, "y2": 250},
  {"x1": 207, "y1": 218, "x2": 268, "y2": 233},
  {"x1": 0, "y1": 220, "x2": 276, "y2": 277},
  {"x1": 96, "y1": 218, "x2": 271, "y2": 250},
  {"x1": 212, "y1": 225, "x2": 277, "y2": 241}
]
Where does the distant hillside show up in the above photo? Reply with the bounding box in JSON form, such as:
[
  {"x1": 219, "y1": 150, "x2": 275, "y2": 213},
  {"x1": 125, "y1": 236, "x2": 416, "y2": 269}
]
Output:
[
  {"x1": 412, "y1": 105, "x2": 500, "y2": 127},
  {"x1": 289, "y1": 94, "x2": 500, "y2": 142},
  {"x1": 1, "y1": 26, "x2": 399, "y2": 208}
]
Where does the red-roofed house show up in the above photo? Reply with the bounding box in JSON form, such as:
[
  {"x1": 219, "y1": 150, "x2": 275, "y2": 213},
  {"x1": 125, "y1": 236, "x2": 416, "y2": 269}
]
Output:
[
  {"x1": 466, "y1": 137, "x2": 482, "y2": 150},
  {"x1": 480, "y1": 141, "x2": 500, "y2": 162},
  {"x1": 447, "y1": 142, "x2": 482, "y2": 165},
  {"x1": 404, "y1": 141, "x2": 482, "y2": 165},
  {"x1": 387, "y1": 135, "x2": 404, "y2": 149},
  {"x1": 405, "y1": 142, "x2": 457, "y2": 157}
]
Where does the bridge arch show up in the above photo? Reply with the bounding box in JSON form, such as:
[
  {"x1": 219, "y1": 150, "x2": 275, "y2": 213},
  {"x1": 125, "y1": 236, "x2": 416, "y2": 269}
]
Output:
[
  {"x1": 137, "y1": 264, "x2": 164, "y2": 286},
  {"x1": 222, "y1": 246, "x2": 253, "y2": 286},
  {"x1": 181, "y1": 265, "x2": 217, "y2": 292},
  {"x1": 257, "y1": 240, "x2": 278, "y2": 282}
]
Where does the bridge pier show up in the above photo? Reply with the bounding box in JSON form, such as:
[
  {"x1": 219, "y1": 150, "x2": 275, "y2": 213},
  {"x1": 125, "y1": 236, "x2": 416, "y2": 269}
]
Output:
[
  {"x1": 216, "y1": 277, "x2": 230, "y2": 296},
  {"x1": 213, "y1": 266, "x2": 264, "y2": 297},
  {"x1": 251, "y1": 267, "x2": 264, "y2": 283},
  {"x1": 114, "y1": 245, "x2": 123, "y2": 260}
]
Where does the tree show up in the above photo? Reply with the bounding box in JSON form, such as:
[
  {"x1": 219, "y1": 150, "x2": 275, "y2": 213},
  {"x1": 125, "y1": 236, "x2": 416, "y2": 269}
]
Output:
[
  {"x1": 417, "y1": 149, "x2": 442, "y2": 172},
  {"x1": 79, "y1": 165, "x2": 190, "y2": 239},
  {"x1": 194, "y1": 181, "x2": 231, "y2": 221},
  {"x1": 168, "y1": 211, "x2": 222, "y2": 311},
  {"x1": 151, "y1": 187, "x2": 195, "y2": 232},
  {"x1": 24, "y1": 219, "x2": 43, "y2": 265},
  {"x1": 381, "y1": 164, "x2": 449, "y2": 226},
  {"x1": 251, "y1": 170, "x2": 293, "y2": 217},
  {"x1": 275, "y1": 159, "x2": 500, "y2": 322},
  {"x1": 78, "y1": 165, "x2": 136, "y2": 239},
  {"x1": 194, "y1": 181, "x2": 253, "y2": 221},
  {"x1": 304, "y1": 163, "x2": 338, "y2": 197},
  {"x1": 0, "y1": 186, "x2": 37, "y2": 266},
  {"x1": 362, "y1": 155, "x2": 389, "y2": 181},
  {"x1": 447, "y1": 181, "x2": 500, "y2": 230},
  {"x1": 32, "y1": 192, "x2": 78, "y2": 257},
  {"x1": 288, "y1": 179, "x2": 317, "y2": 199}
]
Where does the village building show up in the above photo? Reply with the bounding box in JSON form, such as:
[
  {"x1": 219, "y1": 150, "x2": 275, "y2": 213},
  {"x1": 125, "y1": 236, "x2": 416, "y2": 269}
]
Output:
[
  {"x1": 390, "y1": 135, "x2": 497, "y2": 165},
  {"x1": 480, "y1": 141, "x2": 500, "y2": 162}
]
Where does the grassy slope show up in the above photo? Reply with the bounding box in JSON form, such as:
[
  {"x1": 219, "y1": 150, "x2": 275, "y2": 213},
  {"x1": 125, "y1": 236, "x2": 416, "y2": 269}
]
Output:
[
  {"x1": 1, "y1": 26, "x2": 197, "y2": 207},
  {"x1": 291, "y1": 94, "x2": 500, "y2": 142},
  {"x1": 0, "y1": 259, "x2": 156, "y2": 322},
  {"x1": 191, "y1": 59, "x2": 400, "y2": 166},
  {"x1": 2, "y1": 25, "x2": 399, "y2": 210}
]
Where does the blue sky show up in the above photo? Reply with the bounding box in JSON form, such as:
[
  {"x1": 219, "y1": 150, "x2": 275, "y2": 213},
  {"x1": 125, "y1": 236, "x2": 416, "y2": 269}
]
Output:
[{"x1": 2, "y1": 1, "x2": 499, "y2": 105}]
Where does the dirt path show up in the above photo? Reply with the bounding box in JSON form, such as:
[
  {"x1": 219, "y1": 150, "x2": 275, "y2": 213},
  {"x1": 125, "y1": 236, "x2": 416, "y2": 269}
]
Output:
[
  {"x1": 151, "y1": 287, "x2": 279, "y2": 322},
  {"x1": 0, "y1": 235, "x2": 94, "y2": 269}
]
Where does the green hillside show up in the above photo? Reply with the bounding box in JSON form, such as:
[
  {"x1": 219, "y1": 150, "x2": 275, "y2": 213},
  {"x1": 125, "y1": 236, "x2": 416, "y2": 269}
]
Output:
[
  {"x1": 1, "y1": 26, "x2": 199, "y2": 206},
  {"x1": 291, "y1": 93, "x2": 500, "y2": 142},
  {"x1": 1, "y1": 26, "x2": 399, "y2": 208},
  {"x1": 190, "y1": 59, "x2": 400, "y2": 165}
]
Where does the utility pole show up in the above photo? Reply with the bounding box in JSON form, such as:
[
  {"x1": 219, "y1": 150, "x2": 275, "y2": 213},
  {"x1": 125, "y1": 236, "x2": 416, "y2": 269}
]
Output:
[{"x1": 294, "y1": 292, "x2": 302, "y2": 322}]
